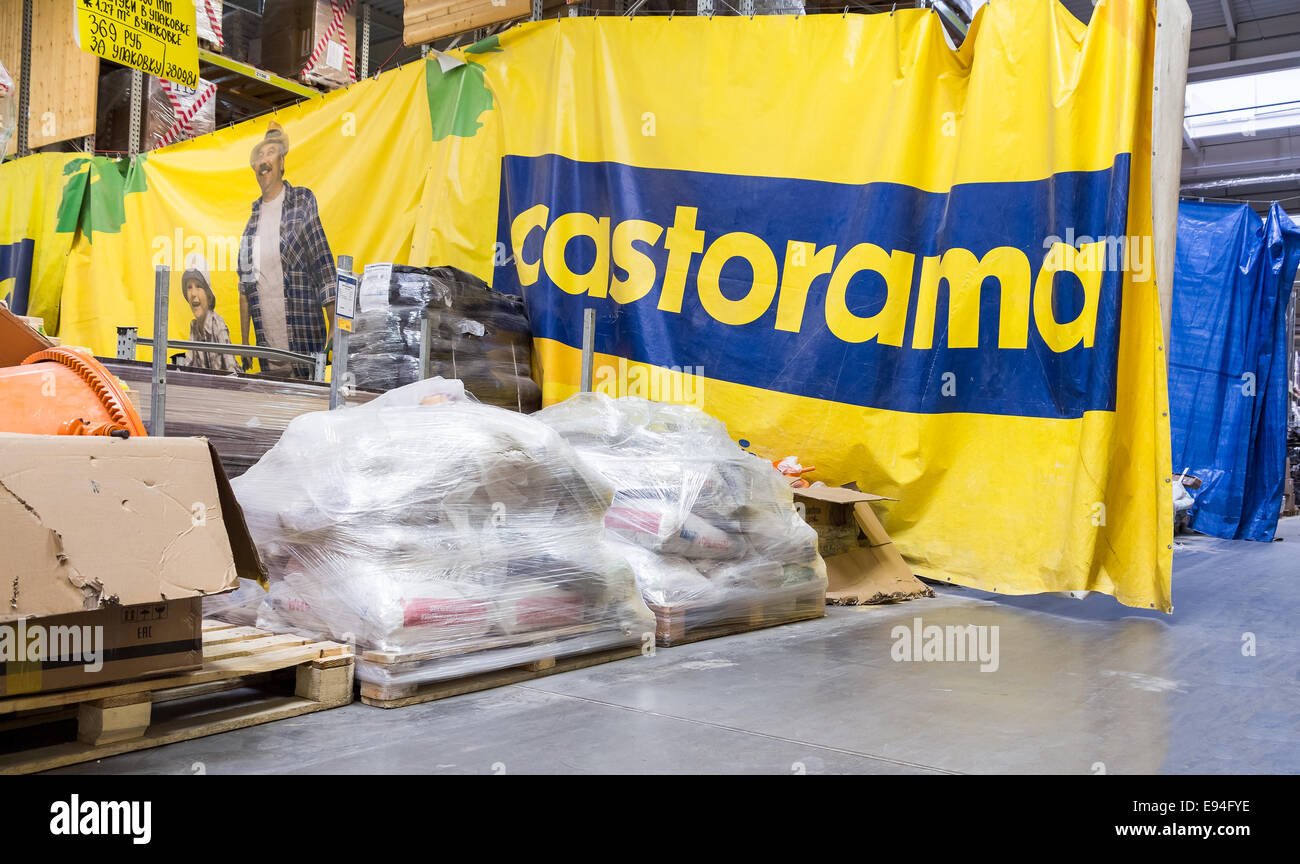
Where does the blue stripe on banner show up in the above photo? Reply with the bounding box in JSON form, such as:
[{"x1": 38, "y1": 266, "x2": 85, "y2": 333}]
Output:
[
  {"x1": 0, "y1": 238, "x2": 36, "y2": 316},
  {"x1": 494, "y1": 153, "x2": 1133, "y2": 419}
]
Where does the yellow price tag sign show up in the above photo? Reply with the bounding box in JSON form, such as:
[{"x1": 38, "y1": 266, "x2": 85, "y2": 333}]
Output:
[{"x1": 76, "y1": 0, "x2": 199, "y2": 89}]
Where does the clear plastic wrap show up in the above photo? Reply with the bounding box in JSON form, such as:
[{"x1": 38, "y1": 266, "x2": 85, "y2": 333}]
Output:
[
  {"x1": 350, "y1": 265, "x2": 541, "y2": 412},
  {"x1": 752, "y1": 0, "x2": 805, "y2": 14},
  {"x1": 222, "y1": 378, "x2": 654, "y2": 696},
  {"x1": 96, "y1": 68, "x2": 217, "y2": 152},
  {"x1": 222, "y1": 6, "x2": 261, "y2": 66},
  {"x1": 261, "y1": 0, "x2": 357, "y2": 91},
  {"x1": 195, "y1": 0, "x2": 224, "y2": 48},
  {"x1": 535, "y1": 394, "x2": 827, "y2": 644}
]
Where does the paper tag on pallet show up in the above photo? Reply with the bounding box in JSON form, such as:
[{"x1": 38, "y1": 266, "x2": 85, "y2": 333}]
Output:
[
  {"x1": 336, "y1": 270, "x2": 358, "y2": 331},
  {"x1": 359, "y1": 263, "x2": 392, "y2": 312},
  {"x1": 325, "y1": 41, "x2": 345, "y2": 72}
]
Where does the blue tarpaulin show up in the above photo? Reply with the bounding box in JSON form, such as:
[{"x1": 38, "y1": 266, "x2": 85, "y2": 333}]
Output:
[{"x1": 1170, "y1": 201, "x2": 1300, "y2": 541}]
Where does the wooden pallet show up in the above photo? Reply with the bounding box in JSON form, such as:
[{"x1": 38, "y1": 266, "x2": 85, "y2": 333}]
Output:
[
  {"x1": 0, "y1": 620, "x2": 353, "y2": 774},
  {"x1": 359, "y1": 622, "x2": 645, "y2": 708},
  {"x1": 648, "y1": 583, "x2": 827, "y2": 648},
  {"x1": 360, "y1": 642, "x2": 643, "y2": 708}
]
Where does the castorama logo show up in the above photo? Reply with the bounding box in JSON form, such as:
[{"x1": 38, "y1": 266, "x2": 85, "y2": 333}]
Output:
[{"x1": 495, "y1": 153, "x2": 1137, "y2": 419}]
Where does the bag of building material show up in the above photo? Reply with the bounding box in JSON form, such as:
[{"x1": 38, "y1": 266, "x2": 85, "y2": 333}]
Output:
[
  {"x1": 350, "y1": 265, "x2": 541, "y2": 412},
  {"x1": 221, "y1": 377, "x2": 653, "y2": 697},
  {"x1": 535, "y1": 394, "x2": 827, "y2": 642}
]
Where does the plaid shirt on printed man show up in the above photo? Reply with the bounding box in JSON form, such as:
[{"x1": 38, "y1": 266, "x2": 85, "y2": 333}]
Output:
[{"x1": 237, "y1": 181, "x2": 336, "y2": 377}]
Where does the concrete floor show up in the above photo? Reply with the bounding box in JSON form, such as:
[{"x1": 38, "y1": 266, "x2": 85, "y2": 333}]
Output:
[{"x1": 52, "y1": 517, "x2": 1300, "y2": 775}]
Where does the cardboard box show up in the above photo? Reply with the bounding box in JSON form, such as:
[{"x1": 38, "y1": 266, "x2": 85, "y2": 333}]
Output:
[
  {"x1": 96, "y1": 68, "x2": 218, "y2": 153},
  {"x1": 223, "y1": 6, "x2": 263, "y2": 66},
  {"x1": 795, "y1": 486, "x2": 932, "y2": 605},
  {"x1": 0, "y1": 304, "x2": 54, "y2": 368},
  {"x1": 403, "y1": 0, "x2": 532, "y2": 46},
  {"x1": 0, "y1": 434, "x2": 265, "y2": 624},
  {"x1": 0, "y1": 598, "x2": 203, "y2": 697},
  {"x1": 261, "y1": 0, "x2": 357, "y2": 90}
]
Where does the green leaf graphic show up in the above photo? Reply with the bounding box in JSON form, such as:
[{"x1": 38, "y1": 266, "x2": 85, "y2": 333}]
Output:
[{"x1": 425, "y1": 57, "x2": 495, "y2": 141}]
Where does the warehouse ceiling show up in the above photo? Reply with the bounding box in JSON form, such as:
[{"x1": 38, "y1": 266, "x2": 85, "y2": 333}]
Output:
[{"x1": 1060, "y1": 0, "x2": 1300, "y2": 212}]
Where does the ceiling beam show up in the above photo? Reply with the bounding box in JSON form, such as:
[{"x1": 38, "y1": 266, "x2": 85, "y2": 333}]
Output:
[
  {"x1": 1219, "y1": 0, "x2": 1237, "y2": 42},
  {"x1": 1187, "y1": 50, "x2": 1300, "y2": 83},
  {"x1": 1182, "y1": 171, "x2": 1300, "y2": 194}
]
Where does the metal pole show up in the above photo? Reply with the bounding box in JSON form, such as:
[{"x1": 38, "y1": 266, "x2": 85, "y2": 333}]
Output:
[
  {"x1": 116, "y1": 326, "x2": 138, "y2": 361},
  {"x1": 128, "y1": 69, "x2": 144, "y2": 158},
  {"x1": 531, "y1": 0, "x2": 542, "y2": 21},
  {"x1": 419, "y1": 314, "x2": 432, "y2": 381},
  {"x1": 330, "y1": 255, "x2": 354, "y2": 409},
  {"x1": 17, "y1": 0, "x2": 32, "y2": 157},
  {"x1": 150, "y1": 267, "x2": 169, "y2": 436},
  {"x1": 360, "y1": 3, "x2": 372, "y2": 79},
  {"x1": 579, "y1": 307, "x2": 596, "y2": 393},
  {"x1": 697, "y1": 0, "x2": 712, "y2": 16}
]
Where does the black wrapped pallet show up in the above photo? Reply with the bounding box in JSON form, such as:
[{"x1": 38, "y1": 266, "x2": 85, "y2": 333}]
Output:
[{"x1": 350, "y1": 265, "x2": 540, "y2": 412}]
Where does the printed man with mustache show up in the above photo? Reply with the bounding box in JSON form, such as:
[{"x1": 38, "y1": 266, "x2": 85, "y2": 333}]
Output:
[{"x1": 237, "y1": 122, "x2": 336, "y2": 377}]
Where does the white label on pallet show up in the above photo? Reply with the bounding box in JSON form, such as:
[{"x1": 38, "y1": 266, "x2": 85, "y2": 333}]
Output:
[
  {"x1": 325, "y1": 40, "x2": 345, "y2": 72},
  {"x1": 360, "y1": 263, "x2": 393, "y2": 312},
  {"x1": 336, "y1": 271, "x2": 358, "y2": 326}
]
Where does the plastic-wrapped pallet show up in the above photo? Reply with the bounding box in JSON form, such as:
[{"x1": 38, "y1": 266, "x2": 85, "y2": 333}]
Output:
[
  {"x1": 260, "y1": 0, "x2": 357, "y2": 90},
  {"x1": 97, "y1": 68, "x2": 217, "y2": 152},
  {"x1": 223, "y1": 6, "x2": 262, "y2": 66},
  {"x1": 195, "y1": 0, "x2": 224, "y2": 49},
  {"x1": 536, "y1": 394, "x2": 827, "y2": 646},
  {"x1": 221, "y1": 377, "x2": 654, "y2": 703},
  {"x1": 350, "y1": 265, "x2": 541, "y2": 412}
]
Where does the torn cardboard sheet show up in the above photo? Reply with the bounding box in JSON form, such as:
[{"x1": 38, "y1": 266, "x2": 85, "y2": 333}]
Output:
[
  {"x1": 795, "y1": 487, "x2": 933, "y2": 605},
  {"x1": 0, "y1": 434, "x2": 264, "y2": 623}
]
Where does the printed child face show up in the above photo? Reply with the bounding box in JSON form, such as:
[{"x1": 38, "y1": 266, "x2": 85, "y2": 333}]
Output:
[{"x1": 185, "y1": 282, "x2": 210, "y2": 318}]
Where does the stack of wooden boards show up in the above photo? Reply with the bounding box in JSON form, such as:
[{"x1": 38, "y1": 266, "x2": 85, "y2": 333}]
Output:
[
  {"x1": 105, "y1": 359, "x2": 375, "y2": 478},
  {"x1": 404, "y1": 0, "x2": 533, "y2": 45}
]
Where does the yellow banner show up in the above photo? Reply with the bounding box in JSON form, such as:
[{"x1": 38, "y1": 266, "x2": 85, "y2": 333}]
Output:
[
  {"x1": 58, "y1": 60, "x2": 432, "y2": 371},
  {"x1": 40, "y1": 1, "x2": 1169, "y2": 610},
  {"x1": 0, "y1": 153, "x2": 86, "y2": 333},
  {"x1": 466, "y1": 6, "x2": 1172, "y2": 611}
]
